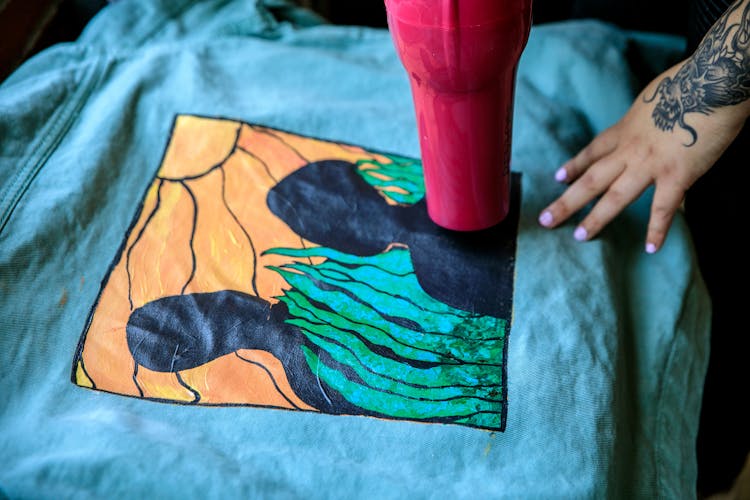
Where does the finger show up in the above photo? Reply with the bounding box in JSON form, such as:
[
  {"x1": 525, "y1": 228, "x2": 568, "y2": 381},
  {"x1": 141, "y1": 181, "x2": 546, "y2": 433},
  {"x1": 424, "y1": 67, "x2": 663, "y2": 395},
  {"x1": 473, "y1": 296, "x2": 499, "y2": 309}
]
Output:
[
  {"x1": 539, "y1": 156, "x2": 624, "y2": 229},
  {"x1": 556, "y1": 128, "x2": 619, "y2": 183},
  {"x1": 645, "y1": 182, "x2": 685, "y2": 253},
  {"x1": 574, "y1": 171, "x2": 651, "y2": 241}
]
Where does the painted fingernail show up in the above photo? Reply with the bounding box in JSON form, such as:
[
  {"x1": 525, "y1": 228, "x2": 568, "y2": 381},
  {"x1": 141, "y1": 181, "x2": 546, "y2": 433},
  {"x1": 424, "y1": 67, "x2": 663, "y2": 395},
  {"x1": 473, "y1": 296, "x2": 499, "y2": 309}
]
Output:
[
  {"x1": 538, "y1": 210, "x2": 554, "y2": 227},
  {"x1": 645, "y1": 243, "x2": 657, "y2": 254},
  {"x1": 574, "y1": 226, "x2": 588, "y2": 241},
  {"x1": 555, "y1": 167, "x2": 568, "y2": 182}
]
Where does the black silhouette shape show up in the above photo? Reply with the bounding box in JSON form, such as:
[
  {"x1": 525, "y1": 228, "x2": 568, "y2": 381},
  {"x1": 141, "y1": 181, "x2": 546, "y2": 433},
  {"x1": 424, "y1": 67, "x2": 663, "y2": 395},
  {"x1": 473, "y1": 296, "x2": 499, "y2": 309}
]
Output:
[
  {"x1": 124, "y1": 159, "x2": 520, "y2": 428},
  {"x1": 127, "y1": 289, "x2": 498, "y2": 425},
  {"x1": 128, "y1": 290, "x2": 373, "y2": 413},
  {"x1": 267, "y1": 160, "x2": 520, "y2": 320}
]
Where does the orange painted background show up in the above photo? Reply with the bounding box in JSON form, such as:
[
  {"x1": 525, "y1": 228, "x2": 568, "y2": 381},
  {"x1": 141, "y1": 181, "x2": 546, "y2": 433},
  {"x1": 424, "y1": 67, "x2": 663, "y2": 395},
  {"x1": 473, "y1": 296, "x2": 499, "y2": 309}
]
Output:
[{"x1": 74, "y1": 115, "x2": 393, "y2": 408}]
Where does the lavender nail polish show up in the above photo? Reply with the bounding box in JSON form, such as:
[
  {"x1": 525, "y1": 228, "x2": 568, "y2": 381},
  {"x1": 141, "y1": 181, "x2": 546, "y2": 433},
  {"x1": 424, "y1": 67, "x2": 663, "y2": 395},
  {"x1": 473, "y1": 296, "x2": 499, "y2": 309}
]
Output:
[
  {"x1": 555, "y1": 167, "x2": 567, "y2": 182},
  {"x1": 646, "y1": 243, "x2": 657, "y2": 254},
  {"x1": 538, "y1": 210, "x2": 553, "y2": 227},
  {"x1": 574, "y1": 226, "x2": 588, "y2": 241}
]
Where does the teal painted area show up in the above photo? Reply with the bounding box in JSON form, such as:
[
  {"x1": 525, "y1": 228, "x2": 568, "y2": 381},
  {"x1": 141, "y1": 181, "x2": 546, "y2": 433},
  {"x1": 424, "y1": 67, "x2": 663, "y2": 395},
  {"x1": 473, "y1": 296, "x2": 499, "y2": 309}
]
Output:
[
  {"x1": 267, "y1": 246, "x2": 505, "y2": 338},
  {"x1": 298, "y1": 327, "x2": 502, "y2": 401},
  {"x1": 355, "y1": 154, "x2": 425, "y2": 205},
  {"x1": 302, "y1": 347, "x2": 503, "y2": 427},
  {"x1": 267, "y1": 246, "x2": 506, "y2": 430},
  {"x1": 283, "y1": 302, "x2": 503, "y2": 391}
]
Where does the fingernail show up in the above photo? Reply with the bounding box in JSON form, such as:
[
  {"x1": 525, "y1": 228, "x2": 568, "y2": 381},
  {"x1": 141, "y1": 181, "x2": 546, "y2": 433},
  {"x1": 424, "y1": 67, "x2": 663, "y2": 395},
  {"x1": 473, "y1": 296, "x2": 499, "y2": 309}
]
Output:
[
  {"x1": 645, "y1": 242, "x2": 657, "y2": 254},
  {"x1": 555, "y1": 167, "x2": 568, "y2": 182},
  {"x1": 538, "y1": 210, "x2": 554, "y2": 227},
  {"x1": 574, "y1": 226, "x2": 588, "y2": 241}
]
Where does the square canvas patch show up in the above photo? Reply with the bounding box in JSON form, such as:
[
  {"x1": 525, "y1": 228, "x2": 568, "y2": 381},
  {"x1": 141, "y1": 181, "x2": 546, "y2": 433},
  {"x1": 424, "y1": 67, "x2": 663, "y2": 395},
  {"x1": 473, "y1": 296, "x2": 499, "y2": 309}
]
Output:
[{"x1": 72, "y1": 115, "x2": 520, "y2": 431}]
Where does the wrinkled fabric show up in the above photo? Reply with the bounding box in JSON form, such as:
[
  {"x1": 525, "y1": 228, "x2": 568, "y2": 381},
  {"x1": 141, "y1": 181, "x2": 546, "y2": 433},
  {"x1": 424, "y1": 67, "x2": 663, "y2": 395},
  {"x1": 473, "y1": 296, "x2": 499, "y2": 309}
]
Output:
[{"x1": 0, "y1": 0, "x2": 708, "y2": 498}]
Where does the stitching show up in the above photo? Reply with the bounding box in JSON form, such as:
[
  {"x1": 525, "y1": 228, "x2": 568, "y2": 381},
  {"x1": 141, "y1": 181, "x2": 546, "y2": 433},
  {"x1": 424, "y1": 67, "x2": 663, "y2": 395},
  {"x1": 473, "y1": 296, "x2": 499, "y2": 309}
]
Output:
[
  {"x1": 134, "y1": 0, "x2": 194, "y2": 45},
  {"x1": 654, "y1": 266, "x2": 701, "y2": 498},
  {"x1": 0, "y1": 59, "x2": 105, "y2": 237},
  {"x1": 654, "y1": 326, "x2": 679, "y2": 498}
]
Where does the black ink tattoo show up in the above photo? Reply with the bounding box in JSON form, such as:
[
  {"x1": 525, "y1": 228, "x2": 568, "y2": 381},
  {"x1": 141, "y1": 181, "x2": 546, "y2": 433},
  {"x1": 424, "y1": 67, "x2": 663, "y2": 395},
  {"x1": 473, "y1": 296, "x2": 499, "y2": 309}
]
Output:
[{"x1": 645, "y1": 0, "x2": 750, "y2": 145}]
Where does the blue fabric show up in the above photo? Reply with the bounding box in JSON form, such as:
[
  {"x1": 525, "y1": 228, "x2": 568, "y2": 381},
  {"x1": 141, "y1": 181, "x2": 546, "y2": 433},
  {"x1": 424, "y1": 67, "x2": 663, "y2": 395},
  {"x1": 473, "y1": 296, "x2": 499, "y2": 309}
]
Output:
[{"x1": 0, "y1": 0, "x2": 709, "y2": 497}]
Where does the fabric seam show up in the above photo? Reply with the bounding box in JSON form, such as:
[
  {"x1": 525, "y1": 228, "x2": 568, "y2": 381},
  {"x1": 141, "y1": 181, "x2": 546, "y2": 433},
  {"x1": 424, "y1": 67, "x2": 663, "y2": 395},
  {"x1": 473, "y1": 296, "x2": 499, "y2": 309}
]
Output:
[
  {"x1": 654, "y1": 268, "x2": 698, "y2": 499},
  {"x1": 132, "y1": 0, "x2": 194, "y2": 45},
  {"x1": 0, "y1": 59, "x2": 104, "y2": 237}
]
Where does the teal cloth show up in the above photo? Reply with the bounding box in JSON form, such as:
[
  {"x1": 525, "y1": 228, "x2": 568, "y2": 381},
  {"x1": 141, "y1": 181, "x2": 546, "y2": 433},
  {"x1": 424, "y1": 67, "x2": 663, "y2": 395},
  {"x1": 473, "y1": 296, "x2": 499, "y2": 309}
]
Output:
[{"x1": 0, "y1": 0, "x2": 709, "y2": 497}]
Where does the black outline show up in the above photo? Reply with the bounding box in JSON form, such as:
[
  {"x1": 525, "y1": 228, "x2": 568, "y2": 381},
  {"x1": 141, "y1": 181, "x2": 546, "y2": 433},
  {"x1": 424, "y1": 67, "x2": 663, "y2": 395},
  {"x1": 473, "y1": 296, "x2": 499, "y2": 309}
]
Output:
[
  {"x1": 293, "y1": 316, "x2": 504, "y2": 399},
  {"x1": 175, "y1": 372, "x2": 201, "y2": 403},
  {"x1": 291, "y1": 260, "x2": 501, "y2": 333},
  {"x1": 178, "y1": 181, "x2": 198, "y2": 295},
  {"x1": 280, "y1": 283, "x2": 470, "y2": 367},
  {"x1": 236, "y1": 145, "x2": 279, "y2": 184},
  {"x1": 234, "y1": 351, "x2": 302, "y2": 410},
  {"x1": 132, "y1": 361, "x2": 145, "y2": 398},
  {"x1": 276, "y1": 267, "x2": 503, "y2": 367},
  {"x1": 76, "y1": 357, "x2": 96, "y2": 390},
  {"x1": 251, "y1": 125, "x2": 310, "y2": 164},
  {"x1": 71, "y1": 383, "x2": 503, "y2": 432},
  {"x1": 301, "y1": 345, "x2": 503, "y2": 410},
  {"x1": 220, "y1": 166, "x2": 260, "y2": 297},
  {"x1": 156, "y1": 123, "x2": 242, "y2": 182},
  {"x1": 71, "y1": 114, "x2": 180, "y2": 390},
  {"x1": 126, "y1": 179, "x2": 164, "y2": 310},
  {"x1": 290, "y1": 314, "x2": 502, "y2": 389},
  {"x1": 70, "y1": 113, "x2": 518, "y2": 434}
]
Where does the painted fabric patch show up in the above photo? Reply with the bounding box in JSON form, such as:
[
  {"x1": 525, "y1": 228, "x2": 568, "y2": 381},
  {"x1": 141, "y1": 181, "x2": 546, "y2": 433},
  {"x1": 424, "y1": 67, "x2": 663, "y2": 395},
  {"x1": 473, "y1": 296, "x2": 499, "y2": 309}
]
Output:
[{"x1": 72, "y1": 115, "x2": 520, "y2": 431}]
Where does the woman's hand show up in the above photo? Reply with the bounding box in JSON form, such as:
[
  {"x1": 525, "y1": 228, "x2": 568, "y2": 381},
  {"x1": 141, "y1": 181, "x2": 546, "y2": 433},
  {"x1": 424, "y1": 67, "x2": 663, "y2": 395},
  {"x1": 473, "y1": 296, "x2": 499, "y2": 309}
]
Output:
[{"x1": 538, "y1": 56, "x2": 750, "y2": 252}]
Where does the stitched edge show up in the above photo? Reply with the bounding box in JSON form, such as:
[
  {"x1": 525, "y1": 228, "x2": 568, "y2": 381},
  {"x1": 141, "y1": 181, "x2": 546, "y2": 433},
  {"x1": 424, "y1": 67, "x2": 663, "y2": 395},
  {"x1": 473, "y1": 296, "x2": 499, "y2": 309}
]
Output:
[
  {"x1": 0, "y1": 0, "x2": 197, "y2": 229},
  {"x1": 654, "y1": 265, "x2": 709, "y2": 498},
  {"x1": 0, "y1": 59, "x2": 104, "y2": 237},
  {"x1": 131, "y1": 0, "x2": 195, "y2": 46}
]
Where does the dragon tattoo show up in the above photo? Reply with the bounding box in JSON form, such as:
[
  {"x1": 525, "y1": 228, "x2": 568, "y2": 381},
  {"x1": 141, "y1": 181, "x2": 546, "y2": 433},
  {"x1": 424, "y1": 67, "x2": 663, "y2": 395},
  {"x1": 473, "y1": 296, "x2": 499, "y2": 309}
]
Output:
[{"x1": 645, "y1": 0, "x2": 750, "y2": 146}]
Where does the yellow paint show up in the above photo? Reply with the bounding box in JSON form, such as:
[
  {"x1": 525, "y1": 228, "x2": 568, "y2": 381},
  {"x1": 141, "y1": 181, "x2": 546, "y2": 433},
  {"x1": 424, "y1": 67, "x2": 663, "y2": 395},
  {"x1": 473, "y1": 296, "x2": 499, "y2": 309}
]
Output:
[
  {"x1": 75, "y1": 361, "x2": 94, "y2": 388},
  {"x1": 136, "y1": 367, "x2": 196, "y2": 402}
]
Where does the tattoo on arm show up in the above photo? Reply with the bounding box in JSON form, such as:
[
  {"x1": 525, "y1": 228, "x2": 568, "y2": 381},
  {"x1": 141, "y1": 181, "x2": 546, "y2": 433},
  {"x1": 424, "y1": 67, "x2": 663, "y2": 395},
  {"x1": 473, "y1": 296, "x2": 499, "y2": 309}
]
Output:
[{"x1": 644, "y1": 0, "x2": 750, "y2": 146}]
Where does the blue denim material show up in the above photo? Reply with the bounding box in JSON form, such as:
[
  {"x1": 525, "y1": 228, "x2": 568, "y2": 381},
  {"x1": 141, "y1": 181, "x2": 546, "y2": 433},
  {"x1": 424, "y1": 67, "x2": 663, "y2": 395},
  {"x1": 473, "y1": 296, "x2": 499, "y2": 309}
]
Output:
[{"x1": 0, "y1": 1, "x2": 707, "y2": 497}]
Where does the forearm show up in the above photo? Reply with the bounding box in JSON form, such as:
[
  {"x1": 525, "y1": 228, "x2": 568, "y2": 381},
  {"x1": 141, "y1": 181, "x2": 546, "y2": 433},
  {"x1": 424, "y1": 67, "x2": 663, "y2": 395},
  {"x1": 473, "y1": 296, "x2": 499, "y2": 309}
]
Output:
[
  {"x1": 646, "y1": 0, "x2": 750, "y2": 145},
  {"x1": 538, "y1": 0, "x2": 750, "y2": 251}
]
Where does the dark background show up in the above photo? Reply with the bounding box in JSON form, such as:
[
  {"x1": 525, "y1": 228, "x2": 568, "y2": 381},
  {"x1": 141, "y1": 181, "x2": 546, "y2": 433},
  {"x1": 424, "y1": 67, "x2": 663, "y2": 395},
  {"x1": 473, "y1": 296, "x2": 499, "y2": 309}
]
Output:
[
  {"x1": 302, "y1": 0, "x2": 687, "y2": 34},
  {"x1": 2, "y1": 0, "x2": 688, "y2": 81}
]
